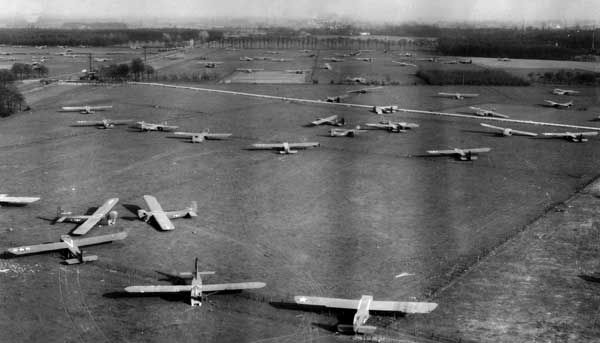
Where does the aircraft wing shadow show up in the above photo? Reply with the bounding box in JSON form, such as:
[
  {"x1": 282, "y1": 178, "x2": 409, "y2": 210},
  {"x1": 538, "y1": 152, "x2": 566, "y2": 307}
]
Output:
[
  {"x1": 121, "y1": 204, "x2": 142, "y2": 221},
  {"x1": 103, "y1": 291, "x2": 190, "y2": 304}
]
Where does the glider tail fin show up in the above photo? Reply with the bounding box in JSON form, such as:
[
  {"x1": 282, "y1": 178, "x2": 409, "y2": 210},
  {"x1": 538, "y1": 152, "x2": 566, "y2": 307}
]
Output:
[{"x1": 187, "y1": 201, "x2": 198, "y2": 217}]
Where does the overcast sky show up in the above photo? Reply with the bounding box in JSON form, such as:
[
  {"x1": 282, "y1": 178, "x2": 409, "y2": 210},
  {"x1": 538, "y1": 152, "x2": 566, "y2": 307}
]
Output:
[{"x1": 3, "y1": 0, "x2": 600, "y2": 23}]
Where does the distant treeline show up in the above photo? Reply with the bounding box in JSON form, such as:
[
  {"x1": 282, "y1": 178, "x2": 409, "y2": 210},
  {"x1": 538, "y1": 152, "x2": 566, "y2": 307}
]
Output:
[
  {"x1": 210, "y1": 36, "x2": 435, "y2": 51},
  {"x1": 10, "y1": 62, "x2": 48, "y2": 79},
  {"x1": 285, "y1": 24, "x2": 600, "y2": 59},
  {"x1": 437, "y1": 28, "x2": 597, "y2": 60},
  {"x1": 304, "y1": 23, "x2": 443, "y2": 37},
  {"x1": 98, "y1": 58, "x2": 153, "y2": 81},
  {"x1": 416, "y1": 68, "x2": 530, "y2": 86},
  {"x1": 0, "y1": 70, "x2": 25, "y2": 117},
  {"x1": 530, "y1": 69, "x2": 600, "y2": 85},
  {"x1": 2, "y1": 25, "x2": 599, "y2": 60},
  {"x1": 0, "y1": 28, "x2": 221, "y2": 47}
]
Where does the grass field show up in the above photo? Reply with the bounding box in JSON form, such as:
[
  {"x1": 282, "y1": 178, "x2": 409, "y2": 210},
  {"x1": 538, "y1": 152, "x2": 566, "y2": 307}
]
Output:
[{"x1": 0, "y1": 47, "x2": 599, "y2": 343}]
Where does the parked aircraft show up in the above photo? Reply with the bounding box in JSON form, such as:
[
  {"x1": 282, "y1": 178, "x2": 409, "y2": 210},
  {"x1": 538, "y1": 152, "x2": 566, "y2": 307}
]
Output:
[
  {"x1": 438, "y1": 92, "x2": 479, "y2": 99},
  {"x1": 310, "y1": 115, "x2": 345, "y2": 126},
  {"x1": 135, "y1": 121, "x2": 178, "y2": 132},
  {"x1": 74, "y1": 119, "x2": 132, "y2": 129},
  {"x1": 236, "y1": 68, "x2": 264, "y2": 73},
  {"x1": 324, "y1": 95, "x2": 348, "y2": 103},
  {"x1": 346, "y1": 77, "x2": 367, "y2": 84},
  {"x1": 251, "y1": 142, "x2": 320, "y2": 154},
  {"x1": 61, "y1": 105, "x2": 113, "y2": 114},
  {"x1": 335, "y1": 51, "x2": 361, "y2": 57},
  {"x1": 0, "y1": 194, "x2": 40, "y2": 206},
  {"x1": 201, "y1": 62, "x2": 223, "y2": 68},
  {"x1": 426, "y1": 147, "x2": 491, "y2": 161},
  {"x1": 372, "y1": 105, "x2": 399, "y2": 114},
  {"x1": 469, "y1": 106, "x2": 510, "y2": 118},
  {"x1": 347, "y1": 86, "x2": 383, "y2": 94},
  {"x1": 552, "y1": 88, "x2": 579, "y2": 95},
  {"x1": 330, "y1": 127, "x2": 367, "y2": 137},
  {"x1": 173, "y1": 130, "x2": 232, "y2": 143},
  {"x1": 294, "y1": 295, "x2": 437, "y2": 334},
  {"x1": 285, "y1": 69, "x2": 310, "y2": 74},
  {"x1": 239, "y1": 56, "x2": 253, "y2": 61},
  {"x1": 544, "y1": 100, "x2": 573, "y2": 108},
  {"x1": 6, "y1": 231, "x2": 127, "y2": 265},
  {"x1": 391, "y1": 60, "x2": 417, "y2": 67},
  {"x1": 323, "y1": 57, "x2": 344, "y2": 62},
  {"x1": 55, "y1": 198, "x2": 119, "y2": 236},
  {"x1": 94, "y1": 57, "x2": 112, "y2": 62},
  {"x1": 541, "y1": 131, "x2": 598, "y2": 142},
  {"x1": 125, "y1": 258, "x2": 266, "y2": 306},
  {"x1": 480, "y1": 123, "x2": 538, "y2": 137},
  {"x1": 137, "y1": 195, "x2": 197, "y2": 231},
  {"x1": 366, "y1": 120, "x2": 419, "y2": 133},
  {"x1": 354, "y1": 57, "x2": 374, "y2": 62}
]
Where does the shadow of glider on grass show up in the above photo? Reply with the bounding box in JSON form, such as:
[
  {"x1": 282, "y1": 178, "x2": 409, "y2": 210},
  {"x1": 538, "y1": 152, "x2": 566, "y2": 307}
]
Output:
[{"x1": 125, "y1": 258, "x2": 266, "y2": 306}]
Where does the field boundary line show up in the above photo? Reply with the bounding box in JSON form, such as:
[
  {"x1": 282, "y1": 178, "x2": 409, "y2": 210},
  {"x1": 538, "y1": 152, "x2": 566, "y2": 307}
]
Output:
[{"x1": 127, "y1": 81, "x2": 600, "y2": 131}]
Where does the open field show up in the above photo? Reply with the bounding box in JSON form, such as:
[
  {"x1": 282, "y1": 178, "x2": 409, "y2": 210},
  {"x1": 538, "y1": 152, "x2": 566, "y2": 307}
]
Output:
[
  {"x1": 137, "y1": 48, "x2": 424, "y2": 85},
  {"x1": 0, "y1": 46, "x2": 144, "y2": 78},
  {"x1": 225, "y1": 70, "x2": 307, "y2": 83},
  {"x1": 401, "y1": 178, "x2": 600, "y2": 342},
  {"x1": 471, "y1": 57, "x2": 600, "y2": 72},
  {"x1": 0, "y1": 77, "x2": 599, "y2": 342}
]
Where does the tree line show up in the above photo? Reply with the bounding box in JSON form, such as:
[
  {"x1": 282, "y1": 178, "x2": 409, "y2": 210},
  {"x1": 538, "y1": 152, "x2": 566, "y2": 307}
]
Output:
[
  {"x1": 0, "y1": 28, "x2": 207, "y2": 47},
  {"x1": 10, "y1": 63, "x2": 48, "y2": 79},
  {"x1": 211, "y1": 36, "x2": 435, "y2": 51},
  {"x1": 0, "y1": 69, "x2": 25, "y2": 117},
  {"x1": 437, "y1": 27, "x2": 597, "y2": 60},
  {"x1": 97, "y1": 58, "x2": 154, "y2": 81},
  {"x1": 416, "y1": 68, "x2": 530, "y2": 86},
  {"x1": 529, "y1": 69, "x2": 599, "y2": 85}
]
